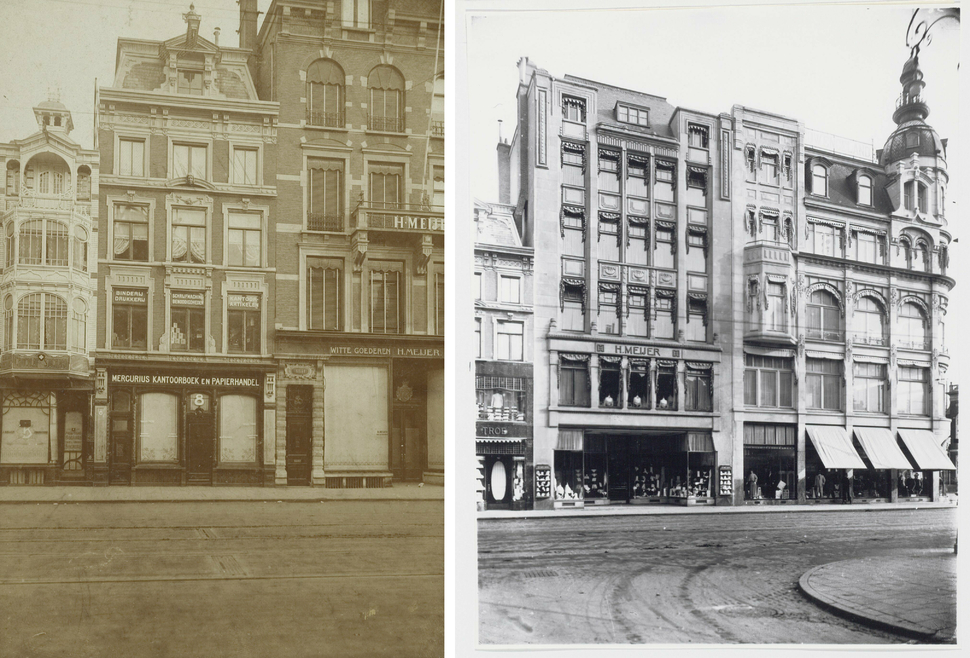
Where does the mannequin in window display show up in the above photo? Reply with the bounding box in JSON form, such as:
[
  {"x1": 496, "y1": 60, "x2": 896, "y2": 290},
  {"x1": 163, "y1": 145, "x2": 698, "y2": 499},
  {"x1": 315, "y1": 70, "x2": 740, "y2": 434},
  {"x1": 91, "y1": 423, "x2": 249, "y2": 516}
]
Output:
[
  {"x1": 658, "y1": 397, "x2": 669, "y2": 409},
  {"x1": 747, "y1": 470, "x2": 758, "y2": 500},
  {"x1": 899, "y1": 470, "x2": 909, "y2": 497},
  {"x1": 603, "y1": 394, "x2": 614, "y2": 408},
  {"x1": 914, "y1": 471, "x2": 923, "y2": 496},
  {"x1": 813, "y1": 471, "x2": 826, "y2": 499},
  {"x1": 906, "y1": 470, "x2": 916, "y2": 496},
  {"x1": 843, "y1": 469, "x2": 854, "y2": 504},
  {"x1": 775, "y1": 477, "x2": 787, "y2": 499},
  {"x1": 632, "y1": 394, "x2": 642, "y2": 408}
]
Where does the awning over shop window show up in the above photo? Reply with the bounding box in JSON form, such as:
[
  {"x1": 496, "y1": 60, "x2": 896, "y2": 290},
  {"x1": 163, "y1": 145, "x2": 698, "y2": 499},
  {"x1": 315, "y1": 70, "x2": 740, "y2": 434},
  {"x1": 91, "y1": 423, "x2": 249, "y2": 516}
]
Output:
[
  {"x1": 897, "y1": 429, "x2": 956, "y2": 471},
  {"x1": 853, "y1": 427, "x2": 913, "y2": 470},
  {"x1": 556, "y1": 429, "x2": 583, "y2": 451},
  {"x1": 806, "y1": 426, "x2": 866, "y2": 469}
]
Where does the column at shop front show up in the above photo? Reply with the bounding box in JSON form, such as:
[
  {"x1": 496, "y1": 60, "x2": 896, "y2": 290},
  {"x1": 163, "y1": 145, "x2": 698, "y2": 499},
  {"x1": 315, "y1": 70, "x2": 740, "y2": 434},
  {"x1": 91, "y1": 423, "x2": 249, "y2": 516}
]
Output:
[
  {"x1": 93, "y1": 403, "x2": 109, "y2": 484},
  {"x1": 263, "y1": 373, "x2": 276, "y2": 486},
  {"x1": 619, "y1": 356, "x2": 629, "y2": 409},
  {"x1": 311, "y1": 373, "x2": 325, "y2": 485},
  {"x1": 274, "y1": 384, "x2": 287, "y2": 485}
]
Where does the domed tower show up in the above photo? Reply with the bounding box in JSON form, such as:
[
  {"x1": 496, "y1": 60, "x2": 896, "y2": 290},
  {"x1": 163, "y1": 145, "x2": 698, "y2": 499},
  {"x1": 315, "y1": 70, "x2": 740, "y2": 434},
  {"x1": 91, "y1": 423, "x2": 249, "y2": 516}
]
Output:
[{"x1": 880, "y1": 53, "x2": 949, "y2": 275}]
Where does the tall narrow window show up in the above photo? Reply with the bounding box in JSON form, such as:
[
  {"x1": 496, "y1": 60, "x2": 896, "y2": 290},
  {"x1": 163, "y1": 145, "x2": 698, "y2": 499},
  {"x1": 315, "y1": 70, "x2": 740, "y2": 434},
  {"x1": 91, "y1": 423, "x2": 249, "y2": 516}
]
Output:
[
  {"x1": 227, "y1": 212, "x2": 261, "y2": 267},
  {"x1": 41, "y1": 294, "x2": 67, "y2": 350},
  {"x1": 561, "y1": 145, "x2": 585, "y2": 189},
  {"x1": 685, "y1": 230, "x2": 707, "y2": 273},
  {"x1": 687, "y1": 124, "x2": 709, "y2": 149},
  {"x1": 806, "y1": 358, "x2": 842, "y2": 410},
  {"x1": 73, "y1": 226, "x2": 88, "y2": 272},
  {"x1": 113, "y1": 204, "x2": 150, "y2": 261},
  {"x1": 431, "y1": 74, "x2": 444, "y2": 137},
  {"x1": 598, "y1": 150, "x2": 619, "y2": 193},
  {"x1": 687, "y1": 297, "x2": 707, "y2": 342},
  {"x1": 597, "y1": 284, "x2": 619, "y2": 335},
  {"x1": 627, "y1": 156, "x2": 648, "y2": 197},
  {"x1": 170, "y1": 292, "x2": 206, "y2": 352},
  {"x1": 4, "y1": 223, "x2": 13, "y2": 269},
  {"x1": 308, "y1": 159, "x2": 344, "y2": 230},
  {"x1": 897, "y1": 302, "x2": 927, "y2": 350},
  {"x1": 686, "y1": 167, "x2": 707, "y2": 207},
  {"x1": 627, "y1": 287, "x2": 648, "y2": 338},
  {"x1": 654, "y1": 294, "x2": 675, "y2": 340},
  {"x1": 559, "y1": 355, "x2": 590, "y2": 407},
  {"x1": 496, "y1": 321, "x2": 523, "y2": 361},
  {"x1": 18, "y1": 220, "x2": 43, "y2": 265},
  {"x1": 306, "y1": 59, "x2": 345, "y2": 128},
  {"x1": 231, "y1": 147, "x2": 258, "y2": 186},
  {"x1": 561, "y1": 209, "x2": 585, "y2": 258},
  {"x1": 806, "y1": 289, "x2": 841, "y2": 341},
  {"x1": 851, "y1": 296, "x2": 886, "y2": 346},
  {"x1": 17, "y1": 294, "x2": 42, "y2": 350},
  {"x1": 562, "y1": 97, "x2": 586, "y2": 122},
  {"x1": 432, "y1": 165, "x2": 444, "y2": 207},
  {"x1": 227, "y1": 294, "x2": 260, "y2": 354},
  {"x1": 71, "y1": 298, "x2": 87, "y2": 353},
  {"x1": 627, "y1": 220, "x2": 648, "y2": 265},
  {"x1": 5, "y1": 161, "x2": 20, "y2": 195},
  {"x1": 759, "y1": 152, "x2": 778, "y2": 184},
  {"x1": 46, "y1": 221, "x2": 68, "y2": 266},
  {"x1": 853, "y1": 362, "x2": 887, "y2": 413},
  {"x1": 654, "y1": 161, "x2": 675, "y2": 203},
  {"x1": 654, "y1": 226, "x2": 675, "y2": 269},
  {"x1": 685, "y1": 366, "x2": 712, "y2": 411},
  {"x1": 811, "y1": 164, "x2": 828, "y2": 196},
  {"x1": 855, "y1": 231, "x2": 879, "y2": 264},
  {"x1": 435, "y1": 272, "x2": 444, "y2": 336},
  {"x1": 2, "y1": 295, "x2": 12, "y2": 350},
  {"x1": 370, "y1": 266, "x2": 401, "y2": 334},
  {"x1": 474, "y1": 318, "x2": 482, "y2": 359},
  {"x1": 914, "y1": 240, "x2": 930, "y2": 272},
  {"x1": 341, "y1": 0, "x2": 370, "y2": 28},
  {"x1": 172, "y1": 144, "x2": 207, "y2": 179},
  {"x1": 897, "y1": 367, "x2": 928, "y2": 415},
  {"x1": 118, "y1": 139, "x2": 145, "y2": 177},
  {"x1": 172, "y1": 208, "x2": 206, "y2": 263},
  {"x1": 858, "y1": 175, "x2": 873, "y2": 206},
  {"x1": 560, "y1": 279, "x2": 585, "y2": 332},
  {"x1": 369, "y1": 164, "x2": 402, "y2": 210},
  {"x1": 368, "y1": 65, "x2": 405, "y2": 132},
  {"x1": 765, "y1": 282, "x2": 785, "y2": 332},
  {"x1": 598, "y1": 215, "x2": 619, "y2": 262},
  {"x1": 112, "y1": 289, "x2": 148, "y2": 350},
  {"x1": 307, "y1": 258, "x2": 342, "y2": 331}
]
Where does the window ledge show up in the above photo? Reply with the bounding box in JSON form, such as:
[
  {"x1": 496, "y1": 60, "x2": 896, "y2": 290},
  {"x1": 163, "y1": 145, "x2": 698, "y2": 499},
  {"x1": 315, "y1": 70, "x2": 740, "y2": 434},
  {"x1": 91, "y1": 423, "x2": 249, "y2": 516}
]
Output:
[
  {"x1": 132, "y1": 463, "x2": 181, "y2": 470},
  {"x1": 304, "y1": 124, "x2": 349, "y2": 133},
  {"x1": 364, "y1": 129, "x2": 408, "y2": 137},
  {"x1": 214, "y1": 464, "x2": 259, "y2": 470}
]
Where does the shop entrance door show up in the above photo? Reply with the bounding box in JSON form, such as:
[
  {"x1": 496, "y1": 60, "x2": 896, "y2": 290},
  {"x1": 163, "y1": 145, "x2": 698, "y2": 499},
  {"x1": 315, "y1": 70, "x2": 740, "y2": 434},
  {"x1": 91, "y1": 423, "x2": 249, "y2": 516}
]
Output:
[
  {"x1": 186, "y1": 397, "x2": 214, "y2": 484},
  {"x1": 391, "y1": 407, "x2": 426, "y2": 481},
  {"x1": 286, "y1": 385, "x2": 313, "y2": 485},
  {"x1": 608, "y1": 437, "x2": 631, "y2": 502},
  {"x1": 485, "y1": 455, "x2": 513, "y2": 507},
  {"x1": 109, "y1": 391, "x2": 133, "y2": 485}
]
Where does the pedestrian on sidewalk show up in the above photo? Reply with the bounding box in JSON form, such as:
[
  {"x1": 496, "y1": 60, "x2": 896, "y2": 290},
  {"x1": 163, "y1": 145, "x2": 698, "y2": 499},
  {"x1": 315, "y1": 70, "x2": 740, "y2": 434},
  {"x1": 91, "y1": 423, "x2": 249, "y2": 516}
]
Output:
[{"x1": 843, "y1": 469, "x2": 854, "y2": 504}]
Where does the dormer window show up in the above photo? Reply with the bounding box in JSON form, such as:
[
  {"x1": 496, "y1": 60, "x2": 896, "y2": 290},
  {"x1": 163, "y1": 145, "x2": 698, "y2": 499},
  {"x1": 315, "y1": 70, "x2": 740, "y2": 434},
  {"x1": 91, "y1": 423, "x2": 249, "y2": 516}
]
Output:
[
  {"x1": 858, "y1": 175, "x2": 872, "y2": 206},
  {"x1": 687, "y1": 124, "x2": 709, "y2": 148},
  {"x1": 178, "y1": 70, "x2": 203, "y2": 95},
  {"x1": 562, "y1": 96, "x2": 586, "y2": 123},
  {"x1": 617, "y1": 104, "x2": 648, "y2": 127},
  {"x1": 810, "y1": 164, "x2": 828, "y2": 196},
  {"x1": 904, "y1": 180, "x2": 928, "y2": 213}
]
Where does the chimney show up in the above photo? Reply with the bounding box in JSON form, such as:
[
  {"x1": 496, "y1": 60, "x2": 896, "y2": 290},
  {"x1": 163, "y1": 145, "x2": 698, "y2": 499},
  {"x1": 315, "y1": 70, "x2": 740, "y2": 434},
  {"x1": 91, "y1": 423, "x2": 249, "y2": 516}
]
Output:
[
  {"x1": 238, "y1": 0, "x2": 259, "y2": 50},
  {"x1": 496, "y1": 120, "x2": 511, "y2": 204},
  {"x1": 214, "y1": 27, "x2": 221, "y2": 46}
]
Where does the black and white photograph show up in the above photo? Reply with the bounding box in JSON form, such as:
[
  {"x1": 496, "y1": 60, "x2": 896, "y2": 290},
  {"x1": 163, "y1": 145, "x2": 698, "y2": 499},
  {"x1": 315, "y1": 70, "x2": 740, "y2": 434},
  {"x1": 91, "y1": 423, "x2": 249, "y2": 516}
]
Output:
[
  {"x1": 456, "y1": 0, "x2": 961, "y2": 651},
  {"x1": 0, "y1": 1, "x2": 444, "y2": 656}
]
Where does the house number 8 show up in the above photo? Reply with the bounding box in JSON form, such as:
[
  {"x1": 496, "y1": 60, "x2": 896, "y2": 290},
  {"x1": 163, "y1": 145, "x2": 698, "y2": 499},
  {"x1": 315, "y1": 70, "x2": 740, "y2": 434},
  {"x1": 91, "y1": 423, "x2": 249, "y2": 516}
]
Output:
[{"x1": 194, "y1": 394, "x2": 206, "y2": 408}]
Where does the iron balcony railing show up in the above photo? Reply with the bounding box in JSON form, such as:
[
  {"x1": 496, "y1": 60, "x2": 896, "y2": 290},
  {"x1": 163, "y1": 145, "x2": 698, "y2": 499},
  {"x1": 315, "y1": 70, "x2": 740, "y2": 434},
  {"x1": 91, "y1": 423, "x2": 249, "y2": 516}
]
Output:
[
  {"x1": 368, "y1": 115, "x2": 405, "y2": 133},
  {"x1": 306, "y1": 109, "x2": 345, "y2": 128},
  {"x1": 307, "y1": 213, "x2": 344, "y2": 232}
]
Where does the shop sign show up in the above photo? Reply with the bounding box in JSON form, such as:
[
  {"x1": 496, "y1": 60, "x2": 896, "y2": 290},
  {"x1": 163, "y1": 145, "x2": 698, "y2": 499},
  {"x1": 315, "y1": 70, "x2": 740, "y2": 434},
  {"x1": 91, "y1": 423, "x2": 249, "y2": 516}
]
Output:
[
  {"x1": 95, "y1": 368, "x2": 108, "y2": 401},
  {"x1": 172, "y1": 291, "x2": 205, "y2": 307},
  {"x1": 477, "y1": 423, "x2": 529, "y2": 439},
  {"x1": 596, "y1": 343, "x2": 681, "y2": 358},
  {"x1": 228, "y1": 294, "x2": 260, "y2": 309},
  {"x1": 109, "y1": 372, "x2": 259, "y2": 388},
  {"x1": 327, "y1": 346, "x2": 442, "y2": 358},
  {"x1": 369, "y1": 213, "x2": 444, "y2": 232},
  {"x1": 63, "y1": 412, "x2": 83, "y2": 452},
  {"x1": 719, "y1": 465, "x2": 733, "y2": 496},
  {"x1": 114, "y1": 288, "x2": 147, "y2": 304},
  {"x1": 535, "y1": 465, "x2": 552, "y2": 499}
]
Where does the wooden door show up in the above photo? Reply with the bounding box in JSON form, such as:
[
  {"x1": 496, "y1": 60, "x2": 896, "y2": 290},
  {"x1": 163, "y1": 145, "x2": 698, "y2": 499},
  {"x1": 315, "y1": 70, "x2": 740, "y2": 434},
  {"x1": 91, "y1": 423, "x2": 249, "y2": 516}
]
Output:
[
  {"x1": 391, "y1": 408, "x2": 426, "y2": 481},
  {"x1": 109, "y1": 391, "x2": 133, "y2": 485},
  {"x1": 186, "y1": 398, "x2": 214, "y2": 484},
  {"x1": 286, "y1": 385, "x2": 313, "y2": 485},
  {"x1": 486, "y1": 456, "x2": 512, "y2": 506},
  {"x1": 608, "y1": 437, "x2": 631, "y2": 502}
]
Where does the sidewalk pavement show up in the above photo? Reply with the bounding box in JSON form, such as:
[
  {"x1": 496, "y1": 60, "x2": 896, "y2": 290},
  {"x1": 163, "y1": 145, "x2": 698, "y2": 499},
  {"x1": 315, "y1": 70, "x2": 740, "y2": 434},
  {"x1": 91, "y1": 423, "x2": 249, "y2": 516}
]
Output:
[
  {"x1": 478, "y1": 497, "x2": 957, "y2": 519},
  {"x1": 799, "y1": 552, "x2": 956, "y2": 643},
  {"x1": 0, "y1": 482, "x2": 443, "y2": 504}
]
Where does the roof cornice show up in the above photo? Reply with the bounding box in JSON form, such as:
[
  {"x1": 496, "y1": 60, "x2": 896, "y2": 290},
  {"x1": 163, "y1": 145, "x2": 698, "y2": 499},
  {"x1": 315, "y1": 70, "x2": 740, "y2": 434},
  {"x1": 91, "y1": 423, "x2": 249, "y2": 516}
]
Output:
[{"x1": 99, "y1": 87, "x2": 279, "y2": 115}]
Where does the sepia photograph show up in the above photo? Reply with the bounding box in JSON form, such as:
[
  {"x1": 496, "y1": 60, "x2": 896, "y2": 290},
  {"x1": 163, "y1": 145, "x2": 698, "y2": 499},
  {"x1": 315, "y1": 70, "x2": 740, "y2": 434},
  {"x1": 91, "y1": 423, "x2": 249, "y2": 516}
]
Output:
[
  {"x1": 0, "y1": 1, "x2": 444, "y2": 656},
  {"x1": 458, "y1": 0, "x2": 960, "y2": 651}
]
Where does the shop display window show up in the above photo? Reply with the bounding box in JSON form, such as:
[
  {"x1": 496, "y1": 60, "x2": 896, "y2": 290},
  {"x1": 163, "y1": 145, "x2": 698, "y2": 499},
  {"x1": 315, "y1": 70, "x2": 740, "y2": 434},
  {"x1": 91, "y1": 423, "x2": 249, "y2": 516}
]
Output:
[
  {"x1": 511, "y1": 458, "x2": 525, "y2": 502},
  {"x1": 897, "y1": 469, "x2": 929, "y2": 498},
  {"x1": 476, "y1": 376, "x2": 526, "y2": 421},
  {"x1": 744, "y1": 423, "x2": 797, "y2": 500},
  {"x1": 806, "y1": 466, "x2": 837, "y2": 499},
  {"x1": 656, "y1": 364, "x2": 677, "y2": 410},
  {"x1": 137, "y1": 392, "x2": 178, "y2": 463},
  {"x1": 599, "y1": 360, "x2": 621, "y2": 407},
  {"x1": 687, "y1": 452, "x2": 714, "y2": 497},
  {"x1": 554, "y1": 450, "x2": 583, "y2": 500},
  {"x1": 583, "y1": 437, "x2": 608, "y2": 499},
  {"x1": 627, "y1": 360, "x2": 649, "y2": 408},
  {"x1": 852, "y1": 469, "x2": 891, "y2": 498}
]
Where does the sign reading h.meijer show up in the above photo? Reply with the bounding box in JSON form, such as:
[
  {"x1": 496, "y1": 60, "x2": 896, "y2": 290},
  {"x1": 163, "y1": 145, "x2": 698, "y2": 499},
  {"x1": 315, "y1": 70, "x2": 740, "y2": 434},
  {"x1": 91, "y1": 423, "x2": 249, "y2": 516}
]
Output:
[
  {"x1": 596, "y1": 343, "x2": 681, "y2": 358},
  {"x1": 391, "y1": 215, "x2": 444, "y2": 232},
  {"x1": 328, "y1": 346, "x2": 442, "y2": 358}
]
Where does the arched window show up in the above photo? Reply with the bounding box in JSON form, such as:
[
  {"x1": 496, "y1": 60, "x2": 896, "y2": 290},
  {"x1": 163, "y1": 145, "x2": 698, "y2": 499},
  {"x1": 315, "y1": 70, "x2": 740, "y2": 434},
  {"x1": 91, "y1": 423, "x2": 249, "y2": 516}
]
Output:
[
  {"x1": 19, "y1": 220, "x2": 44, "y2": 264},
  {"x1": 76, "y1": 165, "x2": 91, "y2": 200},
  {"x1": 851, "y1": 296, "x2": 886, "y2": 346},
  {"x1": 5, "y1": 160, "x2": 19, "y2": 196},
  {"x1": 368, "y1": 65, "x2": 405, "y2": 133},
  {"x1": 15, "y1": 293, "x2": 67, "y2": 351},
  {"x1": 898, "y1": 302, "x2": 928, "y2": 350},
  {"x1": 914, "y1": 239, "x2": 930, "y2": 272},
  {"x1": 806, "y1": 289, "x2": 841, "y2": 341},
  {"x1": 24, "y1": 154, "x2": 70, "y2": 195},
  {"x1": 899, "y1": 236, "x2": 913, "y2": 269},
  {"x1": 811, "y1": 165, "x2": 828, "y2": 196},
  {"x1": 858, "y1": 175, "x2": 872, "y2": 206},
  {"x1": 306, "y1": 59, "x2": 345, "y2": 128}
]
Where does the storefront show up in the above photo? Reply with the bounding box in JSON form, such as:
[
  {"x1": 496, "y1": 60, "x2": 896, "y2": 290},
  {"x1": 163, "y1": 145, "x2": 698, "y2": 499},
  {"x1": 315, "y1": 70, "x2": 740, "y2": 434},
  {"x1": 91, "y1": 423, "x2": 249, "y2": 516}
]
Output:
[
  {"x1": 897, "y1": 429, "x2": 956, "y2": 501},
  {"x1": 552, "y1": 429, "x2": 716, "y2": 507},
  {"x1": 0, "y1": 382, "x2": 93, "y2": 486},
  {"x1": 99, "y1": 363, "x2": 272, "y2": 486},
  {"x1": 849, "y1": 427, "x2": 909, "y2": 501},
  {"x1": 743, "y1": 423, "x2": 797, "y2": 502},
  {"x1": 273, "y1": 334, "x2": 444, "y2": 487},
  {"x1": 805, "y1": 425, "x2": 867, "y2": 502}
]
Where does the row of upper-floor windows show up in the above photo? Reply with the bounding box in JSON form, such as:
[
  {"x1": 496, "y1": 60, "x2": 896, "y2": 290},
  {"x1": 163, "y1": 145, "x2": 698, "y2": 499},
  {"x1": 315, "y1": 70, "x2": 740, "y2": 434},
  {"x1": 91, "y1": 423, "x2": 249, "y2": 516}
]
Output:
[
  {"x1": 2, "y1": 292, "x2": 87, "y2": 353},
  {"x1": 754, "y1": 288, "x2": 935, "y2": 350},
  {"x1": 3, "y1": 220, "x2": 88, "y2": 271},
  {"x1": 744, "y1": 355, "x2": 931, "y2": 416},
  {"x1": 809, "y1": 164, "x2": 945, "y2": 215},
  {"x1": 802, "y1": 221, "x2": 945, "y2": 273},
  {"x1": 110, "y1": 139, "x2": 262, "y2": 185},
  {"x1": 562, "y1": 96, "x2": 711, "y2": 151},
  {"x1": 305, "y1": 59, "x2": 443, "y2": 133},
  {"x1": 5, "y1": 160, "x2": 92, "y2": 199},
  {"x1": 560, "y1": 214, "x2": 707, "y2": 272}
]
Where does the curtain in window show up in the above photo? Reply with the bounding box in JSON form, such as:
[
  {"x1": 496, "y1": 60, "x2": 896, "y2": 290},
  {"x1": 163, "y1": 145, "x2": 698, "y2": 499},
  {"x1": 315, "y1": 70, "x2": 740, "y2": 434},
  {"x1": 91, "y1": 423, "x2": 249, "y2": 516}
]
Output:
[
  {"x1": 138, "y1": 393, "x2": 179, "y2": 462},
  {"x1": 219, "y1": 395, "x2": 257, "y2": 463},
  {"x1": 44, "y1": 295, "x2": 67, "y2": 351},
  {"x1": 17, "y1": 294, "x2": 41, "y2": 350},
  {"x1": 308, "y1": 262, "x2": 340, "y2": 330}
]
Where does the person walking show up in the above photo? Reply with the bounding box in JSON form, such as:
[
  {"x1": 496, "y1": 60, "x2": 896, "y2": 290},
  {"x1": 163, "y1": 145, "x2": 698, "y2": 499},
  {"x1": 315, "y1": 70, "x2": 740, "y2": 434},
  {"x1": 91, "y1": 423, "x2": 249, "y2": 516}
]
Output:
[{"x1": 843, "y1": 469, "x2": 854, "y2": 504}]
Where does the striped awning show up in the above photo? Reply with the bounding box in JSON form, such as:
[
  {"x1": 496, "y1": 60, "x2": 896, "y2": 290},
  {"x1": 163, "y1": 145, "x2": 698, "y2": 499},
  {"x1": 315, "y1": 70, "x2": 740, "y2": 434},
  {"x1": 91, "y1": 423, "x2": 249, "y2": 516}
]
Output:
[
  {"x1": 806, "y1": 426, "x2": 866, "y2": 469},
  {"x1": 853, "y1": 427, "x2": 913, "y2": 470},
  {"x1": 898, "y1": 429, "x2": 956, "y2": 471}
]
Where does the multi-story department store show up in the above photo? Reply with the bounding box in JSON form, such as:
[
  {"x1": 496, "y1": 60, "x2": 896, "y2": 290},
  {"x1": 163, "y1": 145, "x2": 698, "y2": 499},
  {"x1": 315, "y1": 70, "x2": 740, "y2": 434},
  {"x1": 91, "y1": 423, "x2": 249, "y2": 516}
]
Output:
[{"x1": 476, "y1": 55, "x2": 955, "y2": 510}]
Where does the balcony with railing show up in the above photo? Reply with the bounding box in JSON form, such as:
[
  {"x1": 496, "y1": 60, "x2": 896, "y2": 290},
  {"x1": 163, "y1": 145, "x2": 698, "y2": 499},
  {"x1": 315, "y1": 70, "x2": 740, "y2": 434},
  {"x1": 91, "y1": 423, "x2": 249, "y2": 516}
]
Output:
[
  {"x1": 806, "y1": 328, "x2": 844, "y2": 342},
  {"x1": 352, "y1": 202, "x2": 444, "y2": 234},
  {"x1": 368, "y1": 115, "x2": 405, "y2": 133},
  {"x1": 307, "y1": 213, "x2": 344, "y2": 232},
  {"x1": 850, "y1": 332, "x2": 888, "y2": 347},
  {"x1": 478, "y1": 405, "x2": 526, "y2": 422},
  {"x1": 898, "y1": 336, "x2": 932, "y2": 351},
  {"x1": 306, "y1": 109, "x2": 345, "y2": 129}
]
